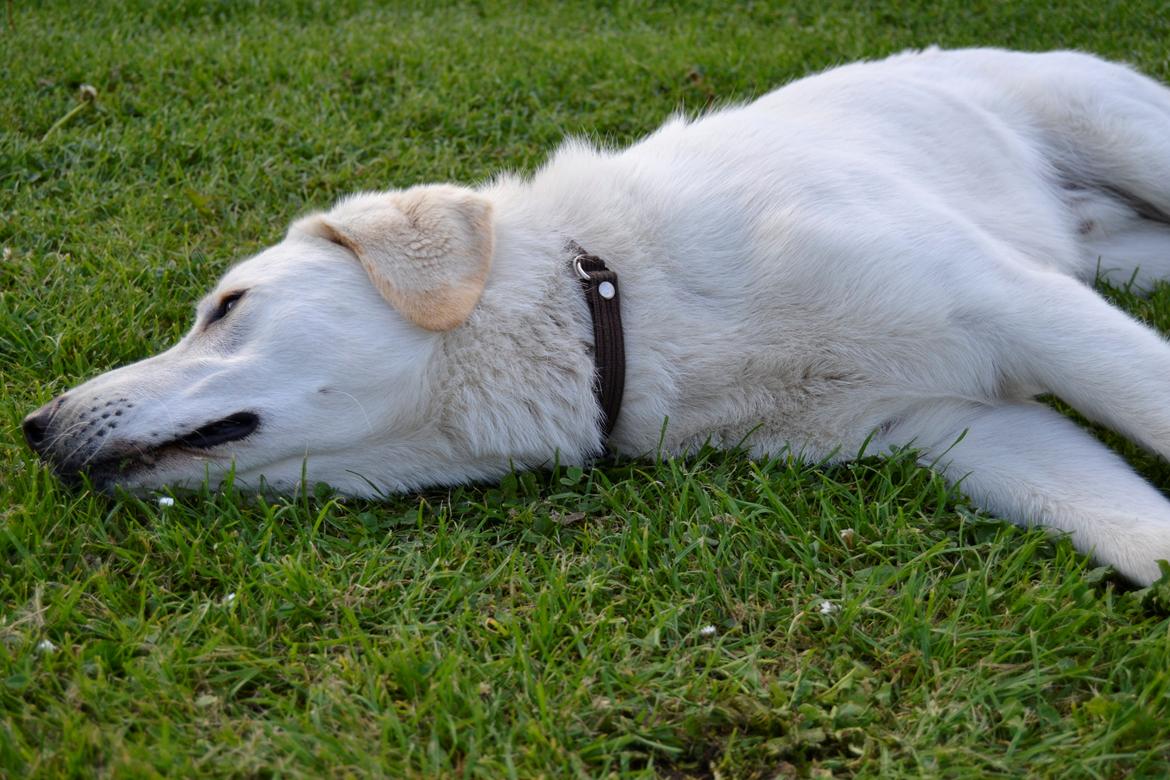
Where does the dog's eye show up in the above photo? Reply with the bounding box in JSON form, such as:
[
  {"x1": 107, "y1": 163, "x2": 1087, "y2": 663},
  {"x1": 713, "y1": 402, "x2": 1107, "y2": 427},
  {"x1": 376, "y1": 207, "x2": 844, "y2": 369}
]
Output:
[{"x1": 208, "y1": 290, "x2": 246, "y2": 326}]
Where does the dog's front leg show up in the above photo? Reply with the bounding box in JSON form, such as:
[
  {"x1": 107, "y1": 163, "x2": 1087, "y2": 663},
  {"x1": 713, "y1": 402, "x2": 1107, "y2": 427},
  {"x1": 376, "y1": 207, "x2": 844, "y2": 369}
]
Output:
[{"x1": 881, "y1": 399, "x2": 1170, "y2": 585}]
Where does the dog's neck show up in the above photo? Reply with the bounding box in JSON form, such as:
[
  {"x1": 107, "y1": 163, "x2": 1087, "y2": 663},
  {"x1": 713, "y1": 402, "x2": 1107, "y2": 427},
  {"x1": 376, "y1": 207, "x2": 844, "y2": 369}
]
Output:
[
  {"x1": 424, "y1": 151, "x2": 684, "y2": 474},
  {"x1": 429, "y1": 200, "x2": 614, "y2": 471}
]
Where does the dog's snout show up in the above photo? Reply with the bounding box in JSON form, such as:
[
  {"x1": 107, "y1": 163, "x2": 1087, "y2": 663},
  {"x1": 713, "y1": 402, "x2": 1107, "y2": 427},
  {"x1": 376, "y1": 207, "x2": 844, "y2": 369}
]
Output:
[{"x1": 22, "y1": 397, "x2": 63, "y2": 454}]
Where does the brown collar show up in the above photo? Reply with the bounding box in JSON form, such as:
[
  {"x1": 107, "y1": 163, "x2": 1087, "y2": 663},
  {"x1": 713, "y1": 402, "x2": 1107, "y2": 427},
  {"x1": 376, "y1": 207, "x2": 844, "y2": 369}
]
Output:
[{"x1": 570, "y1": 242, "x2": 625, "y2": 446}]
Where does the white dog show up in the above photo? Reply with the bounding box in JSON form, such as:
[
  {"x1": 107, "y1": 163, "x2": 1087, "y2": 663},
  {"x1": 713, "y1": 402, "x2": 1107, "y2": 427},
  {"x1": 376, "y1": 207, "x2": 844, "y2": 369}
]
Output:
[{"x1": 23, "y1": 48, "x2": 1170, "y2": 584}]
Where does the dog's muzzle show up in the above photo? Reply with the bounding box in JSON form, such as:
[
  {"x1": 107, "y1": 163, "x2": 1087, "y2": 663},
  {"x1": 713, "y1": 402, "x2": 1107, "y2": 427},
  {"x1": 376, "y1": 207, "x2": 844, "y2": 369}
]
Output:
[
  {"x1": 22, "y1": 395, "x2": 63, "y2": 456},
  {"x1": 23, "y1": 392, "x2": 262, "y2": 489}
]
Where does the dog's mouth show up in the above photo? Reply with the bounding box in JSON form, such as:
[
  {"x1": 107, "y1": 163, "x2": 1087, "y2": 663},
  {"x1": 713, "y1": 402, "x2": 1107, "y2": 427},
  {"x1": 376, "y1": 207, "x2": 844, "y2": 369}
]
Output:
[
  {"x1": 78, "y1": 411, "x2": 261, "y2": 490},
  {"x1": 172, "y1": 412, "x2": 261, "y2": 449}
]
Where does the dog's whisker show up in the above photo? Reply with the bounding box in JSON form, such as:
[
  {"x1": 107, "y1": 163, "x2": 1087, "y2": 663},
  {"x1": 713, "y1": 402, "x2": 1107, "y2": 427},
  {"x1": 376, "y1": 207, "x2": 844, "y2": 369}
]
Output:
[
  {"x1": 333, "y1": 390, "x2": 375, "y2": 435},
  {"x1": 45, "y1": 418, "x2": 88, "y2": 451},
  {"x1": 75, "y1": 436, "x2": 110, "y2": 471},
  {"x1": 59, "y1": 430, "x2": 96, "y2": 466}
]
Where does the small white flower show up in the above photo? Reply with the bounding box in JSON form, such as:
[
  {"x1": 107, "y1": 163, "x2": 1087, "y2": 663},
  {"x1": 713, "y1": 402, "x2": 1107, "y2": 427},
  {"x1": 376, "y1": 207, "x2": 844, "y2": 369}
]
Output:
[
  {"x1": 818, "y1": 600, "x2": 840, "y2": 615},
  {"x1": 36, "y1": 639, "x2": 57, "y2": 653},
  {"x1": 699, "y1": 624, "x2": 717, "y2": 637},
  {"x1": 221, "y1": 592, "x2": 236, "y2": 606},
  {"x1": 157, "y1": 496, "x2": 175, "y2": 507}
]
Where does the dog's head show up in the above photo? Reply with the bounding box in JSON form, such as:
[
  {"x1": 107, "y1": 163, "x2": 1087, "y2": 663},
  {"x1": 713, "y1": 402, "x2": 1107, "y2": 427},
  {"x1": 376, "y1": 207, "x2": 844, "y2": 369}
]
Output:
[{"x1": 22, "y1": 185, "x2": 500, "y2": 496}]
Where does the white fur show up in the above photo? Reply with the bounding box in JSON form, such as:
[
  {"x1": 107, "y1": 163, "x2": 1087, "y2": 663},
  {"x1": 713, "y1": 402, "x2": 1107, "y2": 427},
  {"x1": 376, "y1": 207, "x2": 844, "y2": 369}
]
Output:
[{"x1": 27, "y1": 47, "x2": 1170, "y2": 584}]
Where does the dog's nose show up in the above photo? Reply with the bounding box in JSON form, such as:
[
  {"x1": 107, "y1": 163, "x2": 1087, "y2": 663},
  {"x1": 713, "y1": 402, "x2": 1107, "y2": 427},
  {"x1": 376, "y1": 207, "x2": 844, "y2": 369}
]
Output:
[{"x1": 22, "y1": 397, "x2": 62, "y2": 454}]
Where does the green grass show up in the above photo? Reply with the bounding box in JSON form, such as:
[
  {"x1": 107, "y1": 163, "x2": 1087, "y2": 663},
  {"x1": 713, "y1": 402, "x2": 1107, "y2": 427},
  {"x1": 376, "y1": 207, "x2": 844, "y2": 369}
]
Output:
[{"x1": 5, "y1": 1, "x2": 1170, "y2": 776}]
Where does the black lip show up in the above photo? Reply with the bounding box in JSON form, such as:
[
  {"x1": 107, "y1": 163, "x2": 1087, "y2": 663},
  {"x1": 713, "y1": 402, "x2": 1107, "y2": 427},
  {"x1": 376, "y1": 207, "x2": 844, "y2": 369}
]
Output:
[
  {"x1": 42, "y1": 412, "x2": 262, "y2": 492},
  {"x1": 173, "y1": 412, "x2": 260, "y2": 449}
]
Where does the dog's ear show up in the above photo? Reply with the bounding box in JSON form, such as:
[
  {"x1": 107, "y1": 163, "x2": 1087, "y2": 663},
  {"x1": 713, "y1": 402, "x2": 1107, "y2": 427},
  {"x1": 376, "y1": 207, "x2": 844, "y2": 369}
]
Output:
[{"x1": 292, "y1": 185, "x2": 494, "y2": 331}]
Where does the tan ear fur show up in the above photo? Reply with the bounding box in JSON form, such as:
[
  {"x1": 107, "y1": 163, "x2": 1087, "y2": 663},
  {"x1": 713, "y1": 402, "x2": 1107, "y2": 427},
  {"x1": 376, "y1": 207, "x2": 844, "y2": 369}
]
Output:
[{"x1": 293, "y1": 185, "x2": 494, "y2": 331}]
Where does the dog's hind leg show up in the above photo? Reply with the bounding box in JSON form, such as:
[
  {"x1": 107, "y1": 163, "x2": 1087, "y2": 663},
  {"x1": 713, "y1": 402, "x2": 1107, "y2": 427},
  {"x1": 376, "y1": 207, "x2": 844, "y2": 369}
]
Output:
[
  {"x1": 1063, "y1": 175, "x2": 1170, "y2": 290},
  {"x1": 1081, "y1": 213, "x2": 1170, "y2": 292},
  {"x1": 992, "y1": 270, "x2": 1170, "y2": 461},
  {"x1": 1032, "y1": 55, "x2": 1170, "y2": 289},
  {"x1": 1039, "y1": 54, "x2": 1170, "y2": 222},
  {"x1": 880, "y1": 398, "x2": 1170, "y2": 584}
]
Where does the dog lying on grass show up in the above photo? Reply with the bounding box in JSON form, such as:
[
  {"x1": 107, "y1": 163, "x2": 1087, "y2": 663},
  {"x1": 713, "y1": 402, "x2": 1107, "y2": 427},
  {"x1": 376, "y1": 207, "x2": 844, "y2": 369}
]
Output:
[{"x1": 22, "y1": 47, "x2": 1170, "y2": 584}]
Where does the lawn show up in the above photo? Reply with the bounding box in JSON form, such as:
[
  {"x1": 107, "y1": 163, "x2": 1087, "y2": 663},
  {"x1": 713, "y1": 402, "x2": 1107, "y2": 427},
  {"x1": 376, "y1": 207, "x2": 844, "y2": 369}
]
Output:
[{"x1": 4, "y1": 1, "x2": 1170, "y2": 777}]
